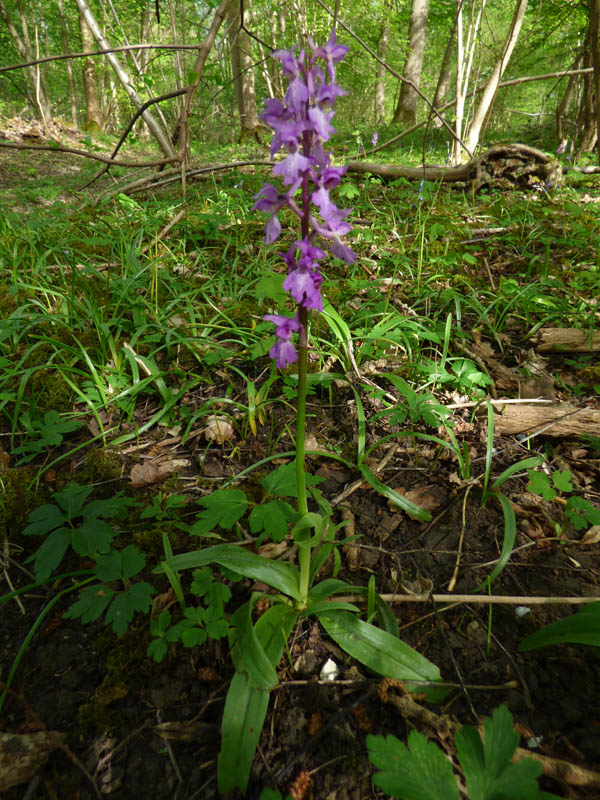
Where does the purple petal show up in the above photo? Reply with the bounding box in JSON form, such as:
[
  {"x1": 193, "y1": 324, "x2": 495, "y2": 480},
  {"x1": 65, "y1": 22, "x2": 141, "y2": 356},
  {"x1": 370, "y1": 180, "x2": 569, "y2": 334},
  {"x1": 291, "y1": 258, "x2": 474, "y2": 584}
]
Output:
[
  {"x1": 285, "y1": 77, "x2": 309, "y2": 113},
  {"x1": 273, "y1": 47, "x2": 299, "y2": 78},
  {"x1": 329, "y1": 237, "x2": 357, "y2": 265},
  {"x1": 307, "y1": 107, "x2": 336, "y2": 141},
  {"x1": 270, "y1": 338, "x2": 298, "y2": 368},
  {"x1": 264, "y1": 313, "x2": 302, "y2": 339},
  {"x1": 265, "y1": 214, "x2": 281, "y2": 244},
  {"x1": 273, "y1": 151, "x2": 310, "y2": 185}
]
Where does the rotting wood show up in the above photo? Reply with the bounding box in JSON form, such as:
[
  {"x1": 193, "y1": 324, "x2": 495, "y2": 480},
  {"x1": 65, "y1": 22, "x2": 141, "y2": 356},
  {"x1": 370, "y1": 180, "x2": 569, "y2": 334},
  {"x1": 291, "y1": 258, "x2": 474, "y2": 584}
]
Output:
[
  {"x1": 493, "y1": 403, "x2": 600, "y2": 437},
  {"x1": 531, "y1": 327, "x2": 600, "y2": 352},
  {"x1": 347, "y1": 143, "x2": 562, "y2": 191}
]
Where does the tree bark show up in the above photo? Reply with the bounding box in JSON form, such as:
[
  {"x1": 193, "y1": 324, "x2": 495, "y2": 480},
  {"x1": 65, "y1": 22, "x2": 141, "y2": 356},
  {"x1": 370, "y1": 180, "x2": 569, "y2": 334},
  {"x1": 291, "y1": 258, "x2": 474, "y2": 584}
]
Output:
[
  {"x1": 227, "y1": 0, "x2": 259, "y2": 140},
  {"x1": 393, "y1": 0, "x2": 430, "y2": 125},
  {"x1": 73, "y1": 0, "x2": 175, "y2": 158},
  {"x1": 57, "y1": 0, "x2": 78, "y2": 126},
  {"x1": 78, "y1": 9, "x2": 103, "y2": 132},
  {"x1": 375, "y1": 0, "x2": 391, "y2": 125},
  {"x1": 463, "y1": 0, "x2": 528, "y2": 156},
  {"x1": 589, "y1": 0, "x2": 600, "y2": 164}
]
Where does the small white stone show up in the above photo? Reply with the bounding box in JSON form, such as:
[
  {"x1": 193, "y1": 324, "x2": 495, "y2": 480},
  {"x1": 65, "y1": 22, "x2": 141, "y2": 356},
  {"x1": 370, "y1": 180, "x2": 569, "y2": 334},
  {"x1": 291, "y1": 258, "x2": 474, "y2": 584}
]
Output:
[
  {"x1": 319, "y1": 658, "x2": 339, "y2": 682},
  {"x1": 515, "y1": 606, "x2": 531, "y2": 618}
]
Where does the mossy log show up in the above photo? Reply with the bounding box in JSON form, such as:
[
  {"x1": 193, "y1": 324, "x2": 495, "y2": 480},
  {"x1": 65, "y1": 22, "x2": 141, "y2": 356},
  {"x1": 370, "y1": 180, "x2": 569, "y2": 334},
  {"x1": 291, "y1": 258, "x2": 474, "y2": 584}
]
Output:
[{"x1": 347, "y1": 143, "x2": 562, "y2": 192}]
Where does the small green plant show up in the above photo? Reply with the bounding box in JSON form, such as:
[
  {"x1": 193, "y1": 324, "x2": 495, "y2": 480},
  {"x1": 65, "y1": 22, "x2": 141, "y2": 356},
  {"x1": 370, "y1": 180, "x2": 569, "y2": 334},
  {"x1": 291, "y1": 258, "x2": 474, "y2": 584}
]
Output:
[
  {"x1": 24, "y1": 482, "x2": 137, "y2": 582},
  {"x1": 64, "y1": 544, "x2": 155, "y2": 636},
  {"x1": 526, "y1": 468, "x2": 600, "y2": 534},
  {"x1": 367, "y1": 704, "x2": 561, "y2": 800},
  {"x1": 147, "y1": 566, "x2": 231, "y2": 662},
  {"x1": 13, "y1": 409, "x2": 84, "y2": 464},
  {"x1": 139, "y1": 491, "x2": 188, "y2": 522}
]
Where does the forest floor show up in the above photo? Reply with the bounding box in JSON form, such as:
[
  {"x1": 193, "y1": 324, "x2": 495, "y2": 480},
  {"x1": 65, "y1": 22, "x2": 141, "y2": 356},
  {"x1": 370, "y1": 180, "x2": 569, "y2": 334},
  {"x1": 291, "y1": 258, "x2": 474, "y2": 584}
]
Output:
[{"x1": 1, "y1": 138, "x2": 600, "y2": 800}]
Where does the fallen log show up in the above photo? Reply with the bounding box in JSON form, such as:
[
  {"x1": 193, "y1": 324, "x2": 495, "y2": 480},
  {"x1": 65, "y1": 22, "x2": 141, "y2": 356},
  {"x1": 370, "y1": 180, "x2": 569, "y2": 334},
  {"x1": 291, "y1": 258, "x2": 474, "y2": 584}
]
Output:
[
  {"x1": 530, "y1": 328, "x2": 600, "y2": 352},
  {"x1": 347, "y1": 143, "x2": 562, "y2": 192},
  {"x1": 494, "y1": 403, "x2": 600, "y2": 437}
]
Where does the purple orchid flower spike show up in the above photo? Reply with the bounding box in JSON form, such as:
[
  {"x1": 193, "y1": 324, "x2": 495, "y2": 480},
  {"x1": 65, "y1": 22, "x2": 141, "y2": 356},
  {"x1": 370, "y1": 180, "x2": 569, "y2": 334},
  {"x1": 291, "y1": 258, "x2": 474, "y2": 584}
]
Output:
[{"x1": 255, "y1": 33, "x2": 355, "y2": 366}]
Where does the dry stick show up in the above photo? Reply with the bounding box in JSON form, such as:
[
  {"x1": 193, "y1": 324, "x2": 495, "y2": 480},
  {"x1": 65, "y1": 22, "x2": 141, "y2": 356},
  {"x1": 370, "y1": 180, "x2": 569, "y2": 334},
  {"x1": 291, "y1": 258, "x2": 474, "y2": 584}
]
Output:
[
  {"x1": 335, "y1": 592, "x2": 600, "y2": 606},
  {"x1": 140, "y1": 208, "x2": 186, "y2": 255},
  {"x1": 330, "y1": 443, "x2": 398, "y2": 507},
  {"x1": 81, "y1": 87, "x2": 188, "y2": 189},
  {"x1": 447, "y1": 483, "x2": 475, "y2": 592},
  {"x1": 0, "y1": 43, "x2": 207, "y2": 74},
  {"x1": 0, "y1": 139, "x2": 179, "y2": 168}
]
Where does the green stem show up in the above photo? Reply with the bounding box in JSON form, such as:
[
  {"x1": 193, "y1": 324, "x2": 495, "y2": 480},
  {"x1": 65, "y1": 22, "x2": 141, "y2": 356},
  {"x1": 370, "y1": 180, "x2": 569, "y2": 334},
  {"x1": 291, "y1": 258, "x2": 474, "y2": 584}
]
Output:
[{"x1": 296, "y1": 305, "x2": 311, "y2": 605}]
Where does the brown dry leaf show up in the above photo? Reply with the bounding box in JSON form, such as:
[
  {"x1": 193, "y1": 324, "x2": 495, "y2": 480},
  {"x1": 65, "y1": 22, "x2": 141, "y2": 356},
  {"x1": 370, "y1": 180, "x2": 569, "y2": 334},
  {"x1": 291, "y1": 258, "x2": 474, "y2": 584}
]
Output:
[
  {"x1": 581, "y1": 526, "x2": 600, "y2": 545},
  {"x1": 130, "y1": 458, "x2": 190, "y2": 486},
  {"x1": 151, "y1": 588, "x2": 176, "y2": 618},
  {"x1": 0, "y1": 730, "x2": 64, "y2": 791},
  {"x1": 257, "y1": 541, "x2": 289, "y2": 559},
  {"x1": 389, "y1": 486, "x2": 440, "y2": 517},
  {"x1": 202, "y1": 415, "x2": 235, "y2": 443}
]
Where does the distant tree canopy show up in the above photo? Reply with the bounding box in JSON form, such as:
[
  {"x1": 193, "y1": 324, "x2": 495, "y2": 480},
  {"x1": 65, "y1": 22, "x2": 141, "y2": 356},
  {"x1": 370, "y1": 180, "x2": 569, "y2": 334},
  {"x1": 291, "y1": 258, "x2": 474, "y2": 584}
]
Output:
[{"x1": 0, "y1": 0, "x2": 595, "y2": 162}]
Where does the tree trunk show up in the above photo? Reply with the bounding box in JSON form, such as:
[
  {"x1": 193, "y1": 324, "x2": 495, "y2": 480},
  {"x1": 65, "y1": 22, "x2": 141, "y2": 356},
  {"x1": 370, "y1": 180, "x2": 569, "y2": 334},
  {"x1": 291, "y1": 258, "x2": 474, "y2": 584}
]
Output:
[
  {"x1": 78, "y1": 10, "x2": 103, "y2": 132},
  {"x1": 431, "y1": 19, "x2": 455, "y2": 129},
  {"x1": 590, "y1": 0, "x2": 600, "y2": 164},
  {"x1": 463, "y1": 0, "x2": 528, "y2": 156},
  {"x1": 57, "y1": 0, "x2": 78, "y2": 126},
  {"x1": 555, "y1": 54, "x2": 581, "y2": 150},
  {"x1": 227, "y1": 0, "x2": 260, "y2": 140},
  {"x1": 171, "y1": 0, "x2": 233, "y2": 157},
  {"x1": 73, "y1": 0, "x2": 175, "y2": 158},
  {"x1": 375, "y1": 0, "x2": 391, "y2": 125},
  {"x1": 393, "y1": 0, "x2": 430, "y2": 125},
  {"x1": 453, "y1": 0, "x2": 486, "y2": 163}
]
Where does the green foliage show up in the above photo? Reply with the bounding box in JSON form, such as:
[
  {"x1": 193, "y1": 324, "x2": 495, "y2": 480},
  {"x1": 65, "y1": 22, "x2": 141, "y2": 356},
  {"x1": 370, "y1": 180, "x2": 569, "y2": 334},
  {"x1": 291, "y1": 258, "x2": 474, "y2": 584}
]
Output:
[
  {"x1": 139, "y1": 492, "x2": 187, "y2": 522},
  {"x1": 520, "y1": 601, "x2": 600, "y2": 651},
  {"x1": 64, "y1": 544, "x2": 154, "y2": 636},
  {"x1": 526, "y1": 468, "x2": 600, "y2": 533},
  {"x1": 367, "y1": 705, "x2": 560, "y2": 800},
  {"x1": 147, "y1": 566, "x2": 231, "y2": 662},
  {"x1": 24, "y1": 483, "x2": 137, "y2": 582},
  {"x1": 13, "y1": 410, "x2": 84, "y2": 464}
]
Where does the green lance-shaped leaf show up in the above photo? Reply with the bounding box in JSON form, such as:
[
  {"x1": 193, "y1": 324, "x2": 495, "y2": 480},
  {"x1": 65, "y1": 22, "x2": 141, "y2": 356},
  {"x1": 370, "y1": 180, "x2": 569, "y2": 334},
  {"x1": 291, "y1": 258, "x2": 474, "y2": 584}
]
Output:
[
  {"x1": 159, "y1": 544, "x2": 302, "y2": 601},
  {"x1": 218, "y1": 603, "x2": 297, "y2": 794},
  {"x1": 359, "y1": 464, "x2": 432, "y2": 522},
  {"x1": 520, "y1": 601, "x2": 600, "y2": 651},
  {"x1": 318, "y1": 610, "x2": 447, "y2": 702}
]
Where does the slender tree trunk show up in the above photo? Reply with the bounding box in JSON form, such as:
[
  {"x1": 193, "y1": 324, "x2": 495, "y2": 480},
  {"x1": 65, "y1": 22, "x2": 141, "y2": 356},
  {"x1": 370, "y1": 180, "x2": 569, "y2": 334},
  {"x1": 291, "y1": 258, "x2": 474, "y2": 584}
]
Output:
[
  {"x1": 556, "y1": 52, "x2": 582, "y2": 149},
  {"x1": 171, "y1": 0, "x2": 233, "y2": 158},
  {"x1": 431, "y1": 20, "x2": 456, "y2": 128},
  {"x1": 57, "y1": 0, "x2": 78, "y2": 126},
  {"x1": 79, "y1": 10, "x2": 103, "y2": 132},
  {"x1": 463, "y1": 0, "x2": 529, "y2": 155},
  {"x1": 575, "y1": 47, "x2": 597, "y2": 156},
  {"x1": 375, "y1": 0, "x2": 391, "y2": 125},
  {"x1": 393, "y1": 0, "x2": 430, "y2": 125},
  {"x1": 227, "y1": 0, "x2": 259, "y2": 140},
  {"x1": 73, "y1": 0, "x2": 175, "y2": 157},
  {"x1": 453, "y1": 0, "x2": 485, "y2": 163},
  {"x1": 590, "y1": 0, "x2": 600, "y2": 164}
]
